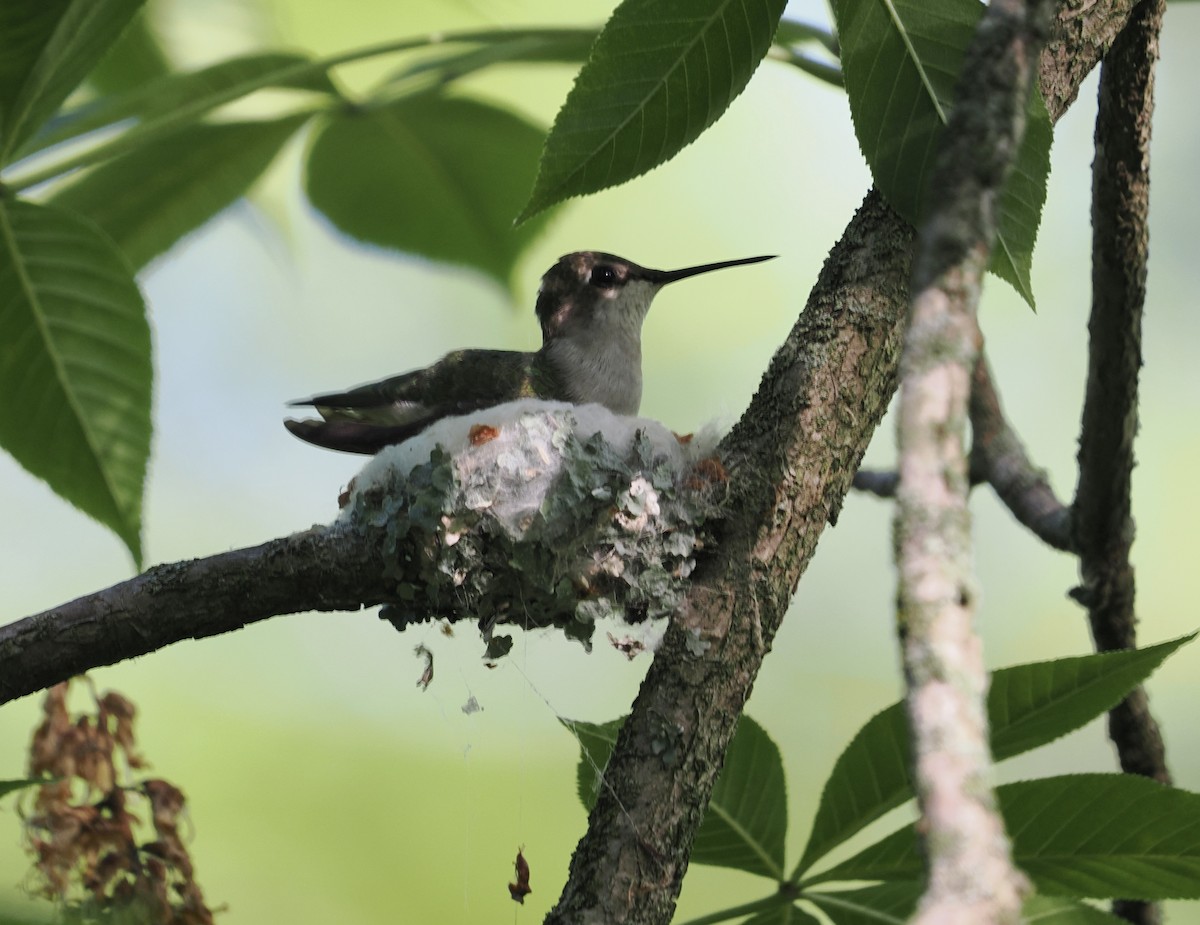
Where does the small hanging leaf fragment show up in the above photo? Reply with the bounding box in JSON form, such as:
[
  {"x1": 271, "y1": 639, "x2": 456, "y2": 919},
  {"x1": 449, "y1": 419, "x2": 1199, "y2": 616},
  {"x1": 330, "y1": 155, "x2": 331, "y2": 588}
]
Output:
[
  {"x1": 414, "y1": 644, "x2": 434, "y2": 690},
  {"x1": 508, "y1": 847, "x2": 532, "y2": 904}
]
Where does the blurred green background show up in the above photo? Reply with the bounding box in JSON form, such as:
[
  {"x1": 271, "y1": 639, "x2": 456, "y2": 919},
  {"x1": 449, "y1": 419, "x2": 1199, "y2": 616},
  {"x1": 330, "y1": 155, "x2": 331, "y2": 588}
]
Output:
[{"x1": 3, "y1": 0, "x2": 1199, "y2": 921}]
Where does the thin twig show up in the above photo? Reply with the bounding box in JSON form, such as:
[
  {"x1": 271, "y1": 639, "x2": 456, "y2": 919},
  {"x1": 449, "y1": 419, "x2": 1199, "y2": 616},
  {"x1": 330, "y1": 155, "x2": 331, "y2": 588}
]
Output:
[
  {"x1": 1073, "y1": 0, "x2": 1169, "y2": 921},
  {"x1": 968, "y1": 353, "x2": 1073, "y2": 550},
  {"x1": 854, "y1": 350, "x2": 1075, "y2": 554}
]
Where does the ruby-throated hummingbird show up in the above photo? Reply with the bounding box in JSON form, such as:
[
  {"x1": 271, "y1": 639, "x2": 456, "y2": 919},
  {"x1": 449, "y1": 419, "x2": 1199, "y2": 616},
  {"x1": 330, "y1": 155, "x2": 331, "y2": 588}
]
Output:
[{"x1": 285, "y1": 251, "x2": 775, "y2": 454}]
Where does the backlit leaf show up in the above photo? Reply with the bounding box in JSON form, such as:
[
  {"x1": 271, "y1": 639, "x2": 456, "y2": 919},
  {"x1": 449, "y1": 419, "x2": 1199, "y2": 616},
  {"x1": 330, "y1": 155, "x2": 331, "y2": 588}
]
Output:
[
  {"x1": 306, "y1": 95, "x2": 553, "y2": 290},
  {"x1": 518, "y1": 0, "x2": 787, "y2": 222},
  {"x1": 794, "y1": 637, "x2": 1193, "y2": 875},
  {"x1": 693, "y1": 715, "x2": 787, "y2": 879},
  {"x1": 0, "y1": 0, "x2": 146, "y2": 163},
  {"x1": 21, "y1": 52, "x2": 337, "y2": 161},
  {"x1": 0, "y1": 200, "x2": 151, "y2": 565},
  {"x1": 816, "y1": 775, "x2": 1200, "y2": 900},
  {"x1": 52, "y1": 113, "x2": 310, "y2": 269},
  {"x1": 831, "y1": 0, "x2": 1051, "y2": 306}
]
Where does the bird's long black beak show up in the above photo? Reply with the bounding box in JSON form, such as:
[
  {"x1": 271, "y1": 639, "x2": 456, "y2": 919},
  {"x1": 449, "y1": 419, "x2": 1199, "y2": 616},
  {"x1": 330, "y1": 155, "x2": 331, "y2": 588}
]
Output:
[{"x1": 644, "y1": 254, "x2": 776, "y2": 286}]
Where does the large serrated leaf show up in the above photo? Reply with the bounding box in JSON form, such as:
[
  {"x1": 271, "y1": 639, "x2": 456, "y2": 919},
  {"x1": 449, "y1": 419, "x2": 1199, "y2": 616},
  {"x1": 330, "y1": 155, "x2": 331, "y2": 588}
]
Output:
[
  {"x1": 692, "y1": 714, "x2": 787, "y2": 879},
  {"x1": 817, "y1": 775, "x2": 1200, "y2": 899},
  {"x1": 0, "y1": 0, "x2": 147, "y2": 163},
  {"x1": 565, "y1": 713, "x2": 786, "y2": 878},
  {"x1": 51, "y1": 114, "x2": 310, "y2": 269},
  {"x1": 517, "y1": 0, "x2": 787, "y2": 223},
  {"x1": 20, "y1": 52, "x2": 337, "y2": 162},
  {"x1": 305, "y1": 95, "x2": 553, "y2": 290},
  {"x1": 989, "y1": 634, "x2": 1194, "y2": 758},
  {"x1": 0, "y1": 199, "x2": 151, "y2": 565},
  {"x1": 794, "y1": 636, "x2": 1193, "y2": 876},
  {"x1": 831, "y1": 0, "x2": 1051, "y2": 307}
]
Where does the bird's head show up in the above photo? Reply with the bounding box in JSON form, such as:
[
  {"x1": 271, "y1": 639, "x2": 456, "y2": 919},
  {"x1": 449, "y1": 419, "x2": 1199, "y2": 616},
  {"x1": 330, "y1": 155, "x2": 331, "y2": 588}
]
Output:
[{"x1": 534, "y1": 251, "x2": 775, "y2": 346}]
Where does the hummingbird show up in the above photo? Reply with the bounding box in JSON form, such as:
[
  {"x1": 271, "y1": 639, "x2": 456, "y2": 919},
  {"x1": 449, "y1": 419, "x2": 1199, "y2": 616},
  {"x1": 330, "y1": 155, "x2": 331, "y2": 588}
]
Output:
[{"x1": 284, "y1": 251, "x2": 775, "y2": 454}]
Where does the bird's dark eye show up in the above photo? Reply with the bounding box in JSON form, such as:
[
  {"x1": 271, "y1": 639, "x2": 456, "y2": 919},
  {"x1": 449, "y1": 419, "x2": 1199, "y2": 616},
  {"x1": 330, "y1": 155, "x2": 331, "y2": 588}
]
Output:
[{"x1": 589, "y1": 265, "x2": 618, "y2": 288}]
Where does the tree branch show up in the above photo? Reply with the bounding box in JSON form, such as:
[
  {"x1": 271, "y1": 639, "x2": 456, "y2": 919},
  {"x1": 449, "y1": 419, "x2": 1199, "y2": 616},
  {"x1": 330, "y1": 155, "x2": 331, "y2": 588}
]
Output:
[
  {"x1": 854, "y1": 349, "x2": 1074, "y2": 553},
  {"x1": 545, "y1": 3, "x2": 1135, "y2": 922},
  {"x1": 1, "y1": 409, "x2": 722, "y2": 705},
  {"x1": 1073, "y1": 1, "x2": 1168, "y2": 920},
  {"x1": 0, "y1": 527, "x2": 395, "y2": 704},
  {"x1": 896, "y1": 0, "x2": 1052, "y2": 920},
  {"x1": 968, "y1": 352, "x2": 1073, "y2": 550}
]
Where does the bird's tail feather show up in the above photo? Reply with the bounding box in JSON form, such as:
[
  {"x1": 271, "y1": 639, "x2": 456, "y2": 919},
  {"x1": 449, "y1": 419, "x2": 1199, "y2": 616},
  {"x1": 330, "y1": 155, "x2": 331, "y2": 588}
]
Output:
[{"x1": 283, "y1": 418, "x2": 423, "y2": 455}]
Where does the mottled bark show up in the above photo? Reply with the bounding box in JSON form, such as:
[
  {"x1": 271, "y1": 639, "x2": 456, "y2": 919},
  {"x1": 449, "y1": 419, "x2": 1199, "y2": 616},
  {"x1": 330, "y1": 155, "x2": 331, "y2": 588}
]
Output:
[
  {"x1": 896, "y1": 1, "x2": 1052, "y2": 921},
  {"x1": 1074, "y1": 1, "x2": 1168, "y2": 921},
  {"x1": 968, "y1": 353, "x2": 1072, "y2": 550},
  {"x1": 0, "y1": 528, "x2": 393, "y2": 704},
  {"x1": 546, "y1": 188, "x2": 913, "y2": 925}
]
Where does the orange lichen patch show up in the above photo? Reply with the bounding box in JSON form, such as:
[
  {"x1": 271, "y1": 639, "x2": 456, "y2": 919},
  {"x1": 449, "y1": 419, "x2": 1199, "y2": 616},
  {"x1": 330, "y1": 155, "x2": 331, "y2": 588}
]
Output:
[
  {"x1": 684, "y1": 456, "x2": 729, "y2": 490},
  {"x1": 469, "y1": 423, "x2": 501, "y2": 445}
]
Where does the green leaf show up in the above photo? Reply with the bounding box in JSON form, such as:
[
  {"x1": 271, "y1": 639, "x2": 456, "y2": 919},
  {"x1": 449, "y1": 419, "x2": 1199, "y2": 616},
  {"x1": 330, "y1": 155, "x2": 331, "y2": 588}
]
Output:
[
  {"x1": 0, "y1": 199, "x2": 151, "y2": 565},
  {"x1": 305, "y1": 95, "x2": 553, "y2": 290},
  {"x1": 692, "y1": 715, "x2": 787, "y2": 879},
  {"x1": 830, "y1": 0, "x2": 1051, "y2": 307},
  {"x1": 0, "y1": 0, "x2": 147, "y2": 163},
  {"x1": 989, "y1": 634, "x2": 1194, "y2": 758},
  {"x1": 739, "y1": 904, "x2": 822, "y2": 925},
  {"x1": 20, "y1": 52, "x2": 338, "y2": 161},
  {"x1": 51, "y1": 113, "x2": 311, "y2": 269},
  {"x1": 816, "y1": 775, "x2": 1200, "y2": 900},
  {"x1": 0, "y1": 0, "x2": 72, "y2": 119},
  {"x1": 517, "y1": 0, "x2": 787, "y2": 223},
  {"x1": 988, "y1": 88, "x2": 1051, "y2": 305},
  {"x1": 794, "y1": 637, "x2": 1194, "y2": 876},
  {"x1": 0, "y1": 778, "x2": 48, "y2": 799},
  {"x1": 565, "y1": 714, "x2": 787, "y2": 880},
  {"x1": 794, "y1": 699, "x2": 908, "y2": 877},
  {"x1": 805, "y1": 881, "x2": 919, "y2": 924},
  {"x1": 563, "y1": 716, "x2": 623, "y2": 811},
  {"x1": 86, "y1": 7, "x2": 171, "y2": 96}
]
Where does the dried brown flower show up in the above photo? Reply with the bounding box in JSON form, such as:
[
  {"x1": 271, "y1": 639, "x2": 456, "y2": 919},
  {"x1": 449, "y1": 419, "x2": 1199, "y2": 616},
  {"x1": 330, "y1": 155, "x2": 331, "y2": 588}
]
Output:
[{"x1": 22, "y1": 679, "x2": 217, "y2": 925}]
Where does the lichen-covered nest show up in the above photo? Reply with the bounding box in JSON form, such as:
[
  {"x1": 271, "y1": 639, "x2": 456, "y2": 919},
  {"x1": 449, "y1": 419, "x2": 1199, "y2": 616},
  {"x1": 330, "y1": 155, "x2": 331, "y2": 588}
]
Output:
[{"x1": 337, "y1": 402, "x2": 727, "y2": 654}]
